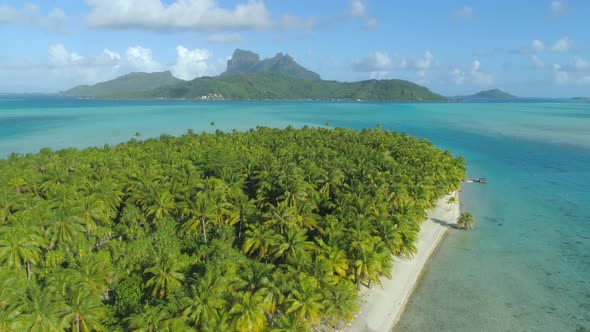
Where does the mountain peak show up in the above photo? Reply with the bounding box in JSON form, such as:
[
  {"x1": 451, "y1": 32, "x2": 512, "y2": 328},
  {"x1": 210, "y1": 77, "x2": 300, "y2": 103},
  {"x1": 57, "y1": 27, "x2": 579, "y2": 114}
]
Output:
[{"x1": 222, "y1": 49, "x2": 320, "y2": 80}]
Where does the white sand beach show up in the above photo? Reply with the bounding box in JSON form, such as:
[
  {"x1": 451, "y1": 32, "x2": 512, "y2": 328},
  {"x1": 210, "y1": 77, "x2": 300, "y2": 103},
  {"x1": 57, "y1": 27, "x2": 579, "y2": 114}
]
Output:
[{"x1": 345, "y1": 192, "x2": 460, "y2": 332}]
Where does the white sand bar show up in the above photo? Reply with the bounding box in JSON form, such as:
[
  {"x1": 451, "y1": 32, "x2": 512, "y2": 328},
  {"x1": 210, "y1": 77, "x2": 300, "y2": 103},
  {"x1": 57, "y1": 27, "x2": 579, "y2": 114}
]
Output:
[{"x1": 345, "y1": 192, "x2": 460, "y2": 332}]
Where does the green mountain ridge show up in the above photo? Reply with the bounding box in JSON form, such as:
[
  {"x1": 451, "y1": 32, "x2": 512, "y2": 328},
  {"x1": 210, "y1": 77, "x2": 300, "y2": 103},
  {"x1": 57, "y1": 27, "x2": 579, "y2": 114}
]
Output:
[
  {"x1": 62, "y1": 71, "x2": 183, "y2": 98},
  {"x1": 62, "y1": 49, "x2": 446, "y2": 101},
  {"x1": 460, "y1": 89, "x2": 517, "y2": 99}
]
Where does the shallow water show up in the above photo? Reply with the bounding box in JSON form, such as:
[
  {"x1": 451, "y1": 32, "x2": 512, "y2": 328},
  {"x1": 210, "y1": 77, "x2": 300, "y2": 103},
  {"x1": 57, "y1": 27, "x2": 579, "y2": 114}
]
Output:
[{"x1": 1, "y1": 96, "x2": 589, "y2": 331}]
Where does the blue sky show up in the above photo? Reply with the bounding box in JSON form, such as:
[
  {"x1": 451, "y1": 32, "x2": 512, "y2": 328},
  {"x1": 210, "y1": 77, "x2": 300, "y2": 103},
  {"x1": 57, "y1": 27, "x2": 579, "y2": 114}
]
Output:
[{"x1": 0, "y1": 0, "x2": 588, "y2": 97}]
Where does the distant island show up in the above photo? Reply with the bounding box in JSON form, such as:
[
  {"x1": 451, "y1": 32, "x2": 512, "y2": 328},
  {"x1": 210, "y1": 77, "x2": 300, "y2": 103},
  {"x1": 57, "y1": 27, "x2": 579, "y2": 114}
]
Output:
[
  {"x1": 457, "y1": 89, "x2": 517, "y2": 100},
  {"x1": 61, "y1": 49, "x2": 446, "y2": 102},
  {"x1": 571, "y1": 97, "x2": 590, "y2": 102}
]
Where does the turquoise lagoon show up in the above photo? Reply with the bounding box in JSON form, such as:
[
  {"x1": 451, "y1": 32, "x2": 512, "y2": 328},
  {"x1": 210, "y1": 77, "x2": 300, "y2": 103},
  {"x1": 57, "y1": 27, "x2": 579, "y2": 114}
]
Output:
[{"x1": 1, "y1": 96, "x2": 589, "y2": 331}]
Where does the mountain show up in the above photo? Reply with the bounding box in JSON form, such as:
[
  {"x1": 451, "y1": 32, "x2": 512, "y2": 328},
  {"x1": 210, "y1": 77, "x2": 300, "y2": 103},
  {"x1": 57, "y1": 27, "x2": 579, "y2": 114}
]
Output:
[
  {"x1": 61, "y1": 71, "x2": 182, "y2": 97},
  {"x1": 461, "y1": 89, "x2": 517, "y2": 99},
  {"x1": 62, "y1": 49, "x2": 446, "y2": 101},
  {"x1": 133, "y1": 73, "x2": 445, "y2": 101},
  {"x1": 221, "y1": 49, "x2": 321, "y2": 80}
]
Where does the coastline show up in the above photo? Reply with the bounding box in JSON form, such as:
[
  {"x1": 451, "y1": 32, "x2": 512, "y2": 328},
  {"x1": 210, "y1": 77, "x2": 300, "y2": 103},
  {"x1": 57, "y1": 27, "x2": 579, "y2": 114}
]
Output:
[{"x1": 345, "y1": 191, "x2": 460, "y2": 332}]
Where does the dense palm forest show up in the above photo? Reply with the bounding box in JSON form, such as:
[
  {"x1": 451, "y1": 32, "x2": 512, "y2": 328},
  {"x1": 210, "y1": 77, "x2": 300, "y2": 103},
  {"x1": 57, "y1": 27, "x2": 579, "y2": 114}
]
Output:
[{"x1": 0, "y1": 126, "x2": 464, "y2": 331}]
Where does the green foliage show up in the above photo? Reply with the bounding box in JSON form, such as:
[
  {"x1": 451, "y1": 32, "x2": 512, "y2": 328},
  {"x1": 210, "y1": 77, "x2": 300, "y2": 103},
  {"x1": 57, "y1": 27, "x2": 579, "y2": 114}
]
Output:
[
  {"x1": 61, "y1": 71, "x2": 182, "y2": 97},
  {"x1": 462, "y1": 88, "x2": 516, "y2": 99},
  {"x1": 457, "y1": 212, "x2": 476, "y2": 230},
  {"x1": 0, "y1": 126, "x2": 464, "y2": 331},
  {"x1": 222, "y1": 49, "x2": 321, "y2": 81},
  {"x1": 113, "y1": 274, "x2": 144, "y2": 318}
]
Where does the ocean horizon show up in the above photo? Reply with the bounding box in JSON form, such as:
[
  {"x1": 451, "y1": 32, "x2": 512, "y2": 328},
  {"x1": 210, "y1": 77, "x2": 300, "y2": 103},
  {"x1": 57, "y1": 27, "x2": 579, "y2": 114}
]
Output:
[{"x1": 1, "y1": 96, "x2": 589, "y2": 331}]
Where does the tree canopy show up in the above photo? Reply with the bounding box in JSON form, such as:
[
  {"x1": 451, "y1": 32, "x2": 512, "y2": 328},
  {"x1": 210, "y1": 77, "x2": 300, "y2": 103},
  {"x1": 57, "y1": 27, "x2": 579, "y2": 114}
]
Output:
[{"x1": 0, "y1": 126, "x2": 464, "y2": 331}]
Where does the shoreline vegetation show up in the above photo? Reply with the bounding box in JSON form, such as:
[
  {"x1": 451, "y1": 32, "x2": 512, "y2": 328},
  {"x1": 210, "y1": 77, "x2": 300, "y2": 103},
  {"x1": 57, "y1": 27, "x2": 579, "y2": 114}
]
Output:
[
  {"x1": 345, "y1": 191, "x2": 460, "y2": 332},
  {"x1": 0, "y1": 126, "x2": 464, "y2": 331}
]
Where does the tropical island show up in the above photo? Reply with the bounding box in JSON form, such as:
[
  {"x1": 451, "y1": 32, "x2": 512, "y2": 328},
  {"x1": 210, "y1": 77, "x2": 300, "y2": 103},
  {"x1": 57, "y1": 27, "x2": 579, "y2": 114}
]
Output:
[
  {"x1": 0, "y1": 126, "x2": 464, "y2": 331},
  {"x1": 61, "y1": 49, "x2": 447, "y2": 102},
  {"x1": 458, "y1": 88, "x2": 517, "y2": 100}
]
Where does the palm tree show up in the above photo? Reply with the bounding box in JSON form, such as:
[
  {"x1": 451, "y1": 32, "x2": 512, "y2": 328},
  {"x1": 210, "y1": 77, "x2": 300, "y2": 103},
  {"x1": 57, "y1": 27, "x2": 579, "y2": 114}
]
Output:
[
  {"x1": 242, "y1": 223, "x2": 280, "y2": 260},
  {"x1": 269, "y1": 314, "x2": 308, "y2": 332},
  {"x1": 446, "y1": 195, "x2": 457, "y2": 211},
  {"x1": 229, "y1": 291, "x2": 267, "y2": 332},
  {"x1": 144, "y1": 257, "x2": 186, "y2": 299},
  {"x1": 45, "y1": 208, "x2": 86, "y2": 248},
  {"x1": 143, "y1": 191, "x2": 175, "y2": 225},
  {"x1": 285, "y1": 275, "x2": 325, "y2": 325},
  {"x1": 18, "y1": 286, "x2": 68, "y2": 332},
  {"x1": 125, "y1": 305, "x2": 170, "y2": 332},
  {"x1": 181, "y1": 270, "x2": 227, "y2": 330},
  {"x1": 322, "y1": 281, "x2": 358, "y2": 329},
  {"x1": 183, "y1": 192, "x2": 215, "y2": 244},
  {"x1": 457, "y1": 212, "x2": 476, "y2": 230},
  {"x1": 0, "y1": 226, "x2": 46, "y2": 280},
  {"x1": 63, "y1": 287, "x2": 107, "y2": 332}
]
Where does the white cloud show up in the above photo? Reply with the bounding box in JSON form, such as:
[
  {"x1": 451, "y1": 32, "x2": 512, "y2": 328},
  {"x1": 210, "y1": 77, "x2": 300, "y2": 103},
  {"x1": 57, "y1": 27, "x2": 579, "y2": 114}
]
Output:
[
  {"x1": 0, "y1": 4, "x2": 67, "y2": 30},
  {"x1": 553, "y1": 64, "x2": 568, "y2": 84},
  {"x1": 570, "y1": 56, "x2": 588, "y2": 71},
  {"x1": 171, "y1": 46, "x2": 218, "y2": 80},
  {"x1": 353, "y1": 51, "x2": 436, "y2": 81},
  {"x1": 353, "y1": 51, "x2": 393, "y2": 72},
  {"x1": 349, "y1": 0, "x2": 367, "y2": 17},
  {"x1": 530, "y1": 55, "x2": 545, "y2": 68},
  {"x1": 0, "y1": 4, "x2": 17, "y2": 24},
  {"x1": 452, "y1": 60, "x2": 493, "y2": 85},
  {"x1": 126, "y1": 46, "x2": 162, "y2": 72},
  {"x1": 453, "y1": 6, "x2": 473, "y2": 21},
  {"x1": 451, "y1": 68, "x2": 466, "y2": 85},
  {"x1": 531, "y1": 40, "x2": 545, "y2": 52},
  {"x1": 551, "y1": 0, "x2": 566, "y2": 16},
  {"x1": 415, "y1": 51, "x2": 434, "y2": 70},
  {"x1": 471, "y1": 60, "x2": 494, "y2": 85},
  {"x1": 85, "y1": 0, "x2": 277, "y2": 31},
  {"x1": 364, "y1": 17, "x2": 378, "y2": 30},
  {"x1": 551, "y1": 37, "x2": 571, "y2": 52},
  {"x1": 208, "y1": 33, "x2": 243, "y2": 44}
]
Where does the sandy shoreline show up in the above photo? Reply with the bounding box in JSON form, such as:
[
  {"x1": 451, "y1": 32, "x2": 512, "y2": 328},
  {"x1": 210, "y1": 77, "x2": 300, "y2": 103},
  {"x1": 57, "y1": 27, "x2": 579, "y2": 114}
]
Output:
[{"x1": 345, "y1": 192, "x2": 460, "y2": 332}]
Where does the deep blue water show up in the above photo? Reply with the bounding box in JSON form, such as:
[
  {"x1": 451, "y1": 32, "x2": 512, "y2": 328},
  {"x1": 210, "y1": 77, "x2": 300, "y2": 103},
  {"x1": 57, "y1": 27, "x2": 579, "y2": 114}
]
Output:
[{"x1": 1, "y1": 96, "x2": 589, "y2": 331}]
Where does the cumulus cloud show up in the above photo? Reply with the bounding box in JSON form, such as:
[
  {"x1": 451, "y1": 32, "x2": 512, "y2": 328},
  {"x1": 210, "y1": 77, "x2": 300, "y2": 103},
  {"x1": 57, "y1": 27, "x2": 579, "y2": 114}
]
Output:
[
  {"x1": 471, "y1": 60, "x2": 494, "y2": 85},
  {"x1": 569, "y1": 56, "x2": 588, "y2": 71},
  {"x1": 453, "y1": 6, "x2": 473, "y2": 21},
  {"x1": 85, "y1": 0, "x2": 286, "y2": 31},
  {"x1": 171, "y1": 46, "x2": 218, "y2": 80},
  {"x1": 353, "y1": 51, "x2": 437, "y2": 80},
  {"x1": 451, "y1": 60, "x2": 494, "y2": 85},
  {"x1": 531, "y1": 40, "x2": 545, "y2": 52},
  {"x1": 349, "y1": 0, "x2": 367, "y2": 17},
  {"x1": 550, "y1": 56, "x2": 590, "y2": 85},
  {"x1": 551, "y1": 37, "x2": 571, "y2": 52},
  {"x1": 0, "y1": 4, "x2": 67, "y2": 31},
  {"x1": 126, "y1": 46, "x2": 162, "y2": 72},
  {"x1": 530, "y1": 55, "x2": 545, "y2": 68},
  {"x1": 551, "y1": 0, "x2": 566, "y2": 16},
  {"x1": 451, "y1": 68, "x2": 466, "y2": 85},
  {"x1": 353, "y1": 51, "x2": 393, "y2": 72},
  {"x1": 208, "y1": 33, "x2": 243, "y2": 44},
  {"x1": 553, "y1": 64, "x2": 568, "y2": 84}
]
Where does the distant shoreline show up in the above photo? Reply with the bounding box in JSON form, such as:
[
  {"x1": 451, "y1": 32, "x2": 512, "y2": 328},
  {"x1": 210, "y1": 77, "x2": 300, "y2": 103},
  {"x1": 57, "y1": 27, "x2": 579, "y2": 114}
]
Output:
[{"x1": 345, "y1": 191, "x2": 460, "y2": 332}]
